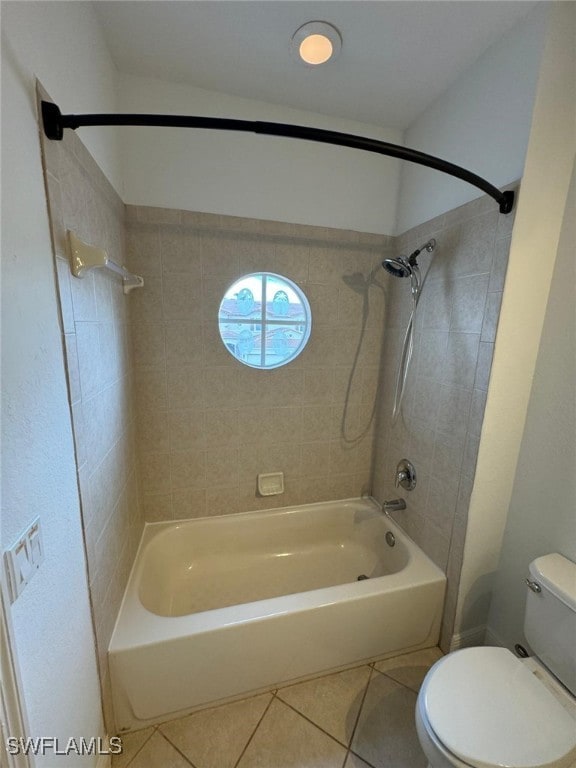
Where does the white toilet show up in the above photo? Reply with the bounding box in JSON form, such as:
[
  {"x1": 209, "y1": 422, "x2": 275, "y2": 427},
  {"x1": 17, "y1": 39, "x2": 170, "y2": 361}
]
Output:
[{"x1": 416, "y1": 553, "x2": 576, "y2": 768}]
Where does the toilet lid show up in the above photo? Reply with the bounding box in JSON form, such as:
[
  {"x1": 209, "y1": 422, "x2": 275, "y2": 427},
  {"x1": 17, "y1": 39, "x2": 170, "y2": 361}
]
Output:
[{"x1": 422, "y1": 647, "x2": 576, "y2": 768}]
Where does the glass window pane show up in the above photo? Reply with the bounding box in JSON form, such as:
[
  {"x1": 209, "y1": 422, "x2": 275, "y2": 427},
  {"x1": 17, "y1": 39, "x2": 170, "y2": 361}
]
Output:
[
  {"x1": 264, "y1": 324, "x2": 305, "y2": 367},
  {"x1": 219, "y1": 322, "x2": 262, "y2": 366},
  {"x1": 218, "y1": 272, "x2": 311, "y2": 369},
  {"x1": 219, "y1": 275, "x2": 263, "y2": 320},
  {"x1": 265, "y1": 275, "x2": 306, "y2": 321}
]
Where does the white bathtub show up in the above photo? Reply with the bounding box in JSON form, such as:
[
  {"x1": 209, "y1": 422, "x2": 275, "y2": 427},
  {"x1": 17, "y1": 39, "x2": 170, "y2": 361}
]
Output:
[{"x1": 109, "y1": 497, "x2": 446, "y2": 732}]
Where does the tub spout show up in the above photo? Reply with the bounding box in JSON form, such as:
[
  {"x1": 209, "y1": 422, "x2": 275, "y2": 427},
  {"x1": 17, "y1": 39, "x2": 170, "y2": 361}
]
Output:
[{"x1": 382, "y1": 498, "x2": 406, "y2": 513}]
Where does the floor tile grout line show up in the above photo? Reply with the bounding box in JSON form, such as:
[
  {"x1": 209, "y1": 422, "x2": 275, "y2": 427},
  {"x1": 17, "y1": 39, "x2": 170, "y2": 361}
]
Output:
[
  {"x1": 232, "y1": 693, "x2": 275, "y2": 768},
  {"x1": 347, "y1": 745, "x2": 380, "y2": 768},
  {"x1": 272, "y1": 691, "x2": 353, "y2": 752},
  {"x1": 156, "y1": 728, "x2": 199, "y2": 768},
  {"x1": 370, "y1": 664, "x2": 424, "y2": 695},
  {"x1": 121, "y1": 727, "x2": 156, "y2": 768},
  {"x1": 342, "y1": 664, "x2": 377, "y2": 767}
]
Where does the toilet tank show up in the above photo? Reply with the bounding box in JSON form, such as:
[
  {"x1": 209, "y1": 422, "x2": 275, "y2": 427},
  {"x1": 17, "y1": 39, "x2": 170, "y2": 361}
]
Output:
[{"x1": 524, "y1": 553, "x2": 576, "y2": 695}]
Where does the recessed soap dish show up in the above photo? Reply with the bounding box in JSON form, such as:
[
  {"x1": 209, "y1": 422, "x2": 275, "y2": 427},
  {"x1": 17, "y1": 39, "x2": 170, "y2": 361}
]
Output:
[{"x1": 257, "y1": 472, "x2": 284, "y2": 496}]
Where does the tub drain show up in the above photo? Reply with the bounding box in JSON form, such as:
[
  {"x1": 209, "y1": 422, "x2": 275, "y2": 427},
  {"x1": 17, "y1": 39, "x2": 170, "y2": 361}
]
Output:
[{"x1": 357, "y1": 574, "x2": 369, "y2": 581}]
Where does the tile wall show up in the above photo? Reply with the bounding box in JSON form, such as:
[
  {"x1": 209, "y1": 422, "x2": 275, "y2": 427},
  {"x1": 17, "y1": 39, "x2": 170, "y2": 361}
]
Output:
[
  {"x1": 126, "y1": 206, "x2": 391, "y2": 520},
  {"x1": 372, "y1": 188, "x2": 516, "y2": 651},
  {"x1": 39, "y1": 87, "x2": 143, "y2": 730}
]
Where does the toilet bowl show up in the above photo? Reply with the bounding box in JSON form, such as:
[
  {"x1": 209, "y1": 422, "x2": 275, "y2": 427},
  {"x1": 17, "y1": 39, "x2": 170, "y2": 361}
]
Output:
[
  {"x1": 415, "y1": 554, "x2": 576, "y2": 768},
  {"x1": 416, "y1": 647, "x2": 576, "y2": 768}
]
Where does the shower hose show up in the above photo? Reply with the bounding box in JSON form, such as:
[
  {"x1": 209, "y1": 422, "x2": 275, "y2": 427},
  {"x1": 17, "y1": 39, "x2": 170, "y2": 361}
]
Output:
[{"x1": 391, "y1": 255, "x2": 435, "y2": 424}]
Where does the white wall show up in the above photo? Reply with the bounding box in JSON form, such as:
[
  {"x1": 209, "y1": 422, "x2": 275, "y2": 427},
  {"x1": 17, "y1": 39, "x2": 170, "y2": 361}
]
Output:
[
  {"x1": 454, "y1": 1, "x2": 576, "y2": 640},
  {"x1": 118, "y1": 73, "x2": 402, "y2": 234},
  {"x1": 1, "y1": 2, "x2": 120, "y2": 761},
  {"x1": 486, "y1": 160, "x2": 575, "y2": 650},
  {"x1": 397, "y1": 3, "x2": 549, "y2": 234}
]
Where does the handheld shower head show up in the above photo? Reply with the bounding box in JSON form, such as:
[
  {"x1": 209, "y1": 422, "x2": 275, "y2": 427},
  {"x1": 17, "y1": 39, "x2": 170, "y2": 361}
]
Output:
[
  {"x1": 382, "y1": 256, "x2": 412, "y2": 278},
  {"x1": 381, "y1": 238, "x2": 436, "y2": 279}
]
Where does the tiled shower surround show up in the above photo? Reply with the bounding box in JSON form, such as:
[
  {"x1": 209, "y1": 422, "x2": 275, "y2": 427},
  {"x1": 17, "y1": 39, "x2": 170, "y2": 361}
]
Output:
[
  {"x1": 372, "y1": 190, "x2": 515, "y2": 650},
  {"x1": 41, "y1": 114, "x2": 515, "y2": 727},
  {"x1": 126, "y1": 206, "x2": 391, "y2": 520},
  {"x1": 39, "y1": 86, "x2": 143, "y2": 730}
]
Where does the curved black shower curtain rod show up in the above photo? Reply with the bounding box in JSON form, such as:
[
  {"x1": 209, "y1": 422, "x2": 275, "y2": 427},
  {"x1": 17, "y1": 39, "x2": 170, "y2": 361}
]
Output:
[{"x1": 41, "y1": 100, "x2": 514, "y2": 214}]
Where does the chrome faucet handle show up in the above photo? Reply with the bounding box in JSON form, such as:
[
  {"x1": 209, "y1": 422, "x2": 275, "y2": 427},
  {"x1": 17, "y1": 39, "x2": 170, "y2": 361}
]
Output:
[
  {"x1": 395, "y1": 470, "x2": 408, "y2": 488},
  {"x1": 395, "y1": 459, "x2": 417, "y2": 491}
]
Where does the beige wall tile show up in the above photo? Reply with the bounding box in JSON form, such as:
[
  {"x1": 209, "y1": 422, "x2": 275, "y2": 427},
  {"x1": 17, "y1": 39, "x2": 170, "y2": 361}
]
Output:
[
  {"x1": 172, "y1": 488, "x2": 207, "y2": 520},
  {"x1": 140, "y1": 452, "x2": 172, "y2": 494},
  {"x1": 201, "y1": 233, "x2": 240, "y2": 278},
  {"x1": 306, "y1": 283, "x2": 339, "y2": 326},
  {"x1": 329, "y1": 474, "x2": 360, "y2": 500},
  {"x1": 299, "y1": 327, "x2": 337, "y2": 368},
  {"x1": 264, "y1": 368, "x2": 305, "y2": 408},
  {"x1": 135, "y1": 368, "x2": 168, "y2": 411},
  {"x1": 372, "y1": 192, "x2": 513, "y2": 650},
  {"x1": 333, "y1": 366, "x2": 362, "y2": 405},
  {"x1": 301, "y1": 405, "x2": 333, "y2": 442},
  {"x1": 126, "y1": 224, "x2": 162, "y2": 276},
  {"x1": 130, "y1": 275, "x2": 163, "y2": 324},
  {"x1": 205, "y1": 446, "x2": 239, "y2": 486},
  {"x1": 204, "y1": 408, "x2": 239, "y2": 446},
  {"x1": 167, "y1": 366, "x2": 204, "y2": 409},
  {"x1": 450, "y1": 211, "x2": 498, "y2": 277},
  {"x1": 160, "y1": 227, "x2": 202, "y2": 276},
  {"x1": 203, "y1": 321, "x2": 235, "y2": 366},
  {"x1": 204, "y1": 366, "x2": 239, "y2": 408},
  {"x1": 55, "y1": 257, "x2": 75, "y2": 332},
  {"x1": 329, "y1": 439, "x2": 360, "y2": 475},
  {"x1": 169, "y1": 409, "x2": 206, "y2": 451},
  {"x1": 449, "y1": 274, "x2": 490, "y2": 333},
  {"x1": 293, "y1": 476, "x2": 332, "y2": 504},
  {"x1": 64, "y1": 333, "x2": 82, "y2": 405},
  {"x1": 41, "y1": 119, "x2": 143, "y2": 736},
  {"x1": 69, "y1": 269, "x2": 98, "y2": 323},
  {"x1": 162, "y1": 272, "x2": 203, "y2": 322},
  {"x1": 303, "y1": 368, "x2": 334, "y2": 404},
  {"x1": 165, "y1": 320, "x2": 204, "y2": 366},
  {"x1": 474, "y1": 341, "x2": 494, "y2": 391},
  {"x1": 132, "y1": 323, "x2": 166, "y2": 367},
  {"x1": 301, "y1": 441, "x2": 331, "y2": 478},
  {"x1": 442, "y1": 332, "x2": 481, "y2": 389},
  {"x1": 142, "y1": 493, "x2": 173, "y2": 522},
  {"x1": 204, "y1": 486, "x2": 241, "y2": 517},
  {"x1": 170, "y1": 449, "x2": 206, "y2": 489},
  {"x1": 481, "y1": 292, "x2": 502, "y2": 343},
  {"x1": 308, "y1": 245, "x2": 343, "y2": 284}
]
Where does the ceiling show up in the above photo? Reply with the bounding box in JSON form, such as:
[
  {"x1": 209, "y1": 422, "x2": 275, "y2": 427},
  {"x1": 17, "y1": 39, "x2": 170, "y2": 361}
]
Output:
[{"x1": 95, "y1": 1, "x2": 538, "y2": 130}]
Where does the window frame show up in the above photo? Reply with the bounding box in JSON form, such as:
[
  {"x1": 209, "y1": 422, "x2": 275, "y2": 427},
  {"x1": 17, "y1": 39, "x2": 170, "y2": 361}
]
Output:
[{"x1": 218, "y1": 272, "x2": 312, "y2": 369}]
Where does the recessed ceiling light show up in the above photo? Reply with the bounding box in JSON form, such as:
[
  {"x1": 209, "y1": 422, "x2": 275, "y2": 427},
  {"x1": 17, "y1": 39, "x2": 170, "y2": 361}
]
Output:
[{"x1": 291, "y1": 21, "x2": 342, "y2": 67}]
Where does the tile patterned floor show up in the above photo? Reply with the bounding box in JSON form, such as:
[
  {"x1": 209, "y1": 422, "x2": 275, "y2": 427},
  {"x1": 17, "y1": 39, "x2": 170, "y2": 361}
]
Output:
[{"x1": 112, "y1": 647, "x2": 442, "y2": 768}]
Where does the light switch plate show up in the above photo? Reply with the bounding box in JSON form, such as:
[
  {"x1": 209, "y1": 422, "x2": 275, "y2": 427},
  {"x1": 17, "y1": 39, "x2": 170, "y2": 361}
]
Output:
[{"x1": 4, "y1": 518, "x2": 43, "y2": 603}]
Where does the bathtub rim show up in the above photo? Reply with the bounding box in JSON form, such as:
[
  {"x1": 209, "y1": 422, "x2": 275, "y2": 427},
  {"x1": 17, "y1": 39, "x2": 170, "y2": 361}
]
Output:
[
  {"x1": 108, "y1": 497, "x2": 446, "y2": 654},
  {"x1": 109, "y1": 496, "x2": 445, "y2": 653}
]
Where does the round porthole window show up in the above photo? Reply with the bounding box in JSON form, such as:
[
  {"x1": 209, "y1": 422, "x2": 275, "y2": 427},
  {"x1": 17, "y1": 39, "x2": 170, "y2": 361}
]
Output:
[{"x1": 218, "y1": 273, "x2": 311, "y2": 369}]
